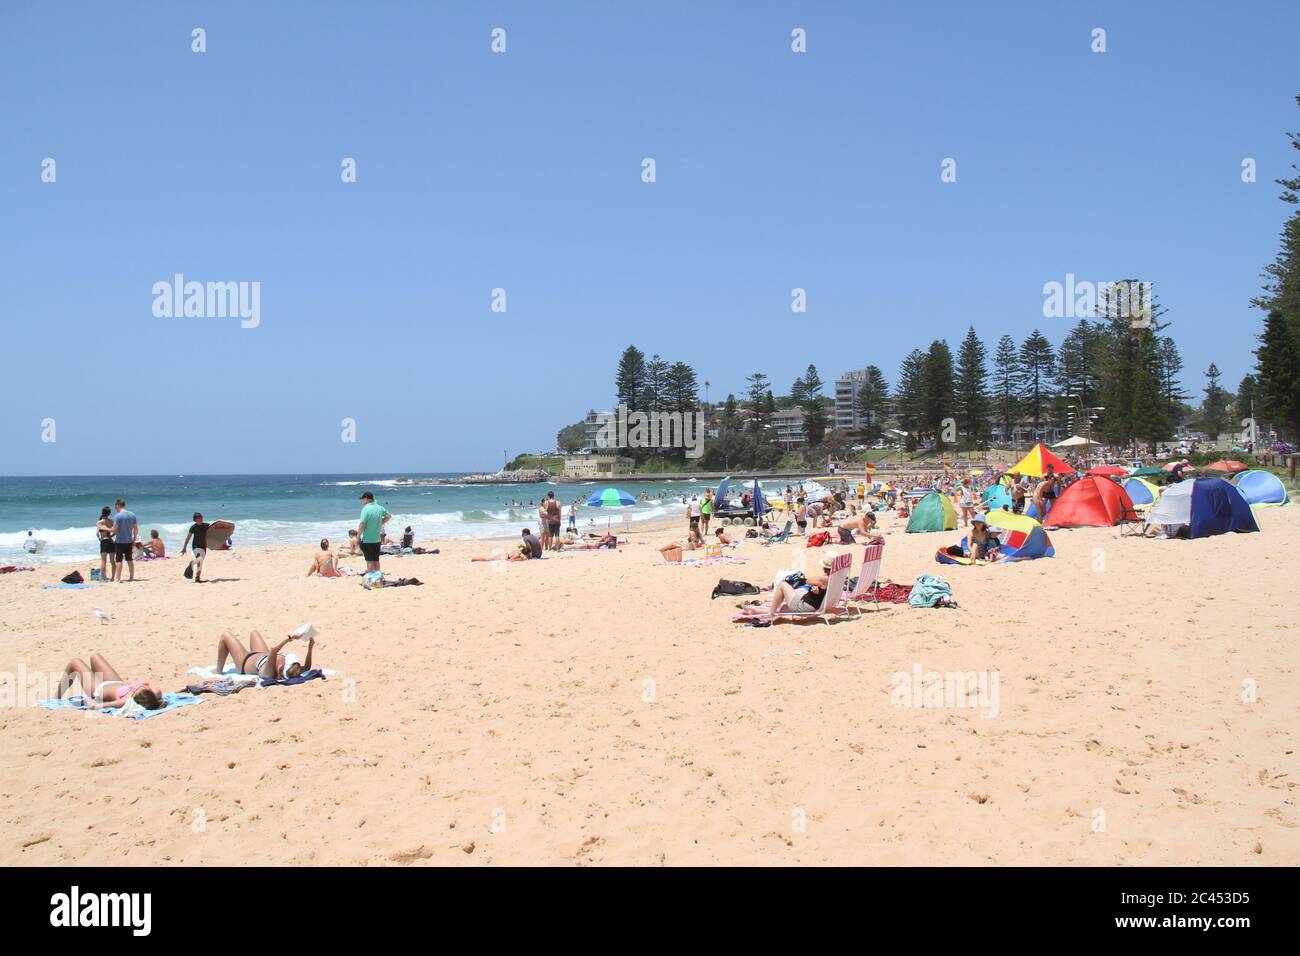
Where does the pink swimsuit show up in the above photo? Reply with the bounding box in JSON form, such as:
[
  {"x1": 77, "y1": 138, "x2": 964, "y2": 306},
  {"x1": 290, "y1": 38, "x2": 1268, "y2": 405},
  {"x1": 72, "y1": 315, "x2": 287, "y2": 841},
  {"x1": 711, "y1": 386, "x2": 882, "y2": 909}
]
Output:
[{"x1": 113, "y1": 681, "x2": 147, "y2": 701}]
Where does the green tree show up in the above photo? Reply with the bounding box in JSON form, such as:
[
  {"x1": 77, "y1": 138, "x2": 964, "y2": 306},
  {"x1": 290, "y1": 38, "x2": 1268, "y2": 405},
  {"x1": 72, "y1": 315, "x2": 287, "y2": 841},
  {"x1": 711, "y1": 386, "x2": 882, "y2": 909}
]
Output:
[
  {"x1": 1255, "y1": 309, "x2": 1300, "y2": 439},
  {"x1": 615, "y1": 346, "x2": 646, "y2": 411},
  {"x1": 556, "y1": 414, "x2": 593, "y2": 452},
  {"x1": 1157, "y1": 337, "x2": 1190, "y2": 428},
  {"x1": 799, "y1": 364, "x2": 828, "y2": 446},
  {"x1": 922, "y1": 340, "x2": 957, "y2": 450},
  {"x1": 664, "y1": 362, "x2": 699, "y2": 415},
  {"x1": 1251, "y1": 95, "x2": 1300, "y2": 342},
  {"x1": 745, "y1": 373, "x2": 771, "y2": 432},
  {"x1": 992, "y1": 335, "x2": 1021, "y2": 443},
  {"x1": 640, "y1": 354, "x2": 669, "y2": 412},
  {"x1": 1018, "y1": 329, "x2": 1056, "y2": 440},
  {"x1": 1233, "y1": 374, "x2": 1257, "y2": 424},
  {"x1": 1198, "y1": 363, "x2": 1230, "y2": 440},
  {"x1": 895, "y1": 349, "x2": 927, "y2": 450},
  {"x1": 953, "y1": 326, "x2": 990, "y2": 448}
]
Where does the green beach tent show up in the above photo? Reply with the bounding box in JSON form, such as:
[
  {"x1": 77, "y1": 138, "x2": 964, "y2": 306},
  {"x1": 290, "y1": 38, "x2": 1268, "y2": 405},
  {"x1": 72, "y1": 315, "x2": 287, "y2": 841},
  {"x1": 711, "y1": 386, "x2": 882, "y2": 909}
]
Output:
[{"x1": 906, "y1": 492, "x2": 958, "y2": 532}]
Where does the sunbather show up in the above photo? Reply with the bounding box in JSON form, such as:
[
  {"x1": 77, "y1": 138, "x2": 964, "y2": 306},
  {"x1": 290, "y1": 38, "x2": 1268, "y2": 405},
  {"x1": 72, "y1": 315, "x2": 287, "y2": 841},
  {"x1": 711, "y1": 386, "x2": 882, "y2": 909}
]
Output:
[
  {"x1": 215, "y1": 629, "x2": 315, "y2": 681},
  {"x1": 336, "y1": 530, "x2": 360, "y2": 557},
  {"x1": 57, "y1": 653, "x2": 164, "y2": 710},
  {"x1": 762, "y1": 553, "x2": 836, "y2": 616},
  {"x1": 307, "y1": 538, "x2": 339, "y2": 576}
]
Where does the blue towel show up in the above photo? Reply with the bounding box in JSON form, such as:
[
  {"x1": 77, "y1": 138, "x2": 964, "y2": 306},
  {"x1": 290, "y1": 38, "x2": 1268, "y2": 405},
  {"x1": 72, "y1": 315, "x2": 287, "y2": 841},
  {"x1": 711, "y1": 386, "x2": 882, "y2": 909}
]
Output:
[
  {"x1": 258, "y1": 668, "x2": 326, "y2": 687},
  {"x1": 42, "y1": 583, "x2": 102, "y2": 590},
  {"x1": 40, "y1": 692, "x2": 203, "y2": 719}
]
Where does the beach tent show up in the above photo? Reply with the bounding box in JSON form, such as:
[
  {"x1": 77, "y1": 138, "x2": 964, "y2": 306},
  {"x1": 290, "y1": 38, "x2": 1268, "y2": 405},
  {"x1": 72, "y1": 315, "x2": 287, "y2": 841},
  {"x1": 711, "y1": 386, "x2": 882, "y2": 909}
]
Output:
[
  {"x1": 981, "y1": 484, "x2": 1012, "y2": 510},
  {"x1": 906, "y1": 492, "x2": 958, "y2": 532},
  {"x1": 985, "y1": 510, "x2": 1055, "y2": 560},
  {"x1": 1145, "y1": 477, "x2": 1260, "y2": 538},
  {"x1": 1043, "y1": 475, "x2": 1138, "y2": 528},
  {"x1": 1122, "y1": 476, "x2": 1162, "y2": 508},
  {"x1": 1009, "y1": 443, "x2": 1077, "y2": 478},
  {"x1": 1232, "y1": 470, "x2": 1290, "y2": 507}
]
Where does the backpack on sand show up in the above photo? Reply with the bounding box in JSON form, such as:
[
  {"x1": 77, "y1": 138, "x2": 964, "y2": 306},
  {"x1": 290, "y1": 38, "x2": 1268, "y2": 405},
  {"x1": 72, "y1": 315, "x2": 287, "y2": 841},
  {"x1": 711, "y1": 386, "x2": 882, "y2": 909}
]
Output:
[{"x1": 711, "y1": 579, "x2": 759, "y2": 599}]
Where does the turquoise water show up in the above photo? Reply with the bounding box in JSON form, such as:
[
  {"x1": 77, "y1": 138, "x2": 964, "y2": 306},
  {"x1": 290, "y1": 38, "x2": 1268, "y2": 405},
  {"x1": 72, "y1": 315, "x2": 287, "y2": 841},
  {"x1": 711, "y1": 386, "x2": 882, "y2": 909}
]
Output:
[{"x1": 0, "y1": 474, "x2": 729, "y2": 564}]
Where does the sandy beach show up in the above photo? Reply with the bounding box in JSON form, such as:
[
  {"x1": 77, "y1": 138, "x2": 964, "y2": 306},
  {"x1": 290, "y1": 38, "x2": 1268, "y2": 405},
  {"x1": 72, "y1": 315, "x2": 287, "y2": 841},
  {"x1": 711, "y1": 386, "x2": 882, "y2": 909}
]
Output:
[{"x1": 2, "y1": 504, "x2": 1296, "y2": 867}]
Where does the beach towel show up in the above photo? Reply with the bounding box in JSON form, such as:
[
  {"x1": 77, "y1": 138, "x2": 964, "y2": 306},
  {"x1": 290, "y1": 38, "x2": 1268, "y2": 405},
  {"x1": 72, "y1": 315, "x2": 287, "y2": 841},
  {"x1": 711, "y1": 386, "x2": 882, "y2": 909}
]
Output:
[
  {"x1": 40, "y1": 692, "x2": 203, "y2": 720},
  {"x1": 43, "y1": 583, "x2": 101, "y2": 590},
  {"x1": 1, "y1": 566, "x2": 35, "y2": 573},
  {"x1": 676, "y1": 555, "x2": 748, "y2": 567},
  {"x1": 908, "y1": 575, "x2": 957, "y2": 608},
  {"x1": 187, "y1": 663, "x2": 337, "y2": 685},
  {"x1": 185, "y1": 679, "x2": 253, "y2": 696},
  {"x1": 873, "y1": 582, "x2": 913, "y2": 604}
]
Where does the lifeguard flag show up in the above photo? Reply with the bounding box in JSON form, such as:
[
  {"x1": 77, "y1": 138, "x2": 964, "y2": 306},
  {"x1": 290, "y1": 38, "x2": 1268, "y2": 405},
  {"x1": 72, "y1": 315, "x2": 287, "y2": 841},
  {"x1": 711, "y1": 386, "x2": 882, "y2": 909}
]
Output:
[{"x1": 1009, "y1": 443, "x2": 1075, "y2": 478}]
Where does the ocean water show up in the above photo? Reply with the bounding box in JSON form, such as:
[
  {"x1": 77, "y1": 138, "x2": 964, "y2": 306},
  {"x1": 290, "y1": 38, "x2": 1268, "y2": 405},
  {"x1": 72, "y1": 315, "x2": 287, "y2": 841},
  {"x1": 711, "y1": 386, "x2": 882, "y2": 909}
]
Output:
[{"x1": 0, "y1": 474, "x2": 728, "y2": 565}]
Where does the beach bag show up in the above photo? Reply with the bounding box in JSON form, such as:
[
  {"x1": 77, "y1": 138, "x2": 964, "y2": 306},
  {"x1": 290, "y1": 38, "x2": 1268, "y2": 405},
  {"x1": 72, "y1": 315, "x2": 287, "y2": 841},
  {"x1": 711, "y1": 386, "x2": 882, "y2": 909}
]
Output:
[
  {"x1": 362, "y1": 571, "x2": 385, "y2": 589},
  {"x1": 711, "y1": 579, "x2": 759, "y2": 599},
  {"x1": 806, "y1": 531, "x2": 831, "y2": 548},
  {"x1": 61, "y1": 570, "x2": 84, "y2": 585},
  {"x1": 183, "y1": 561, "x2": 194, "y2": 579}
]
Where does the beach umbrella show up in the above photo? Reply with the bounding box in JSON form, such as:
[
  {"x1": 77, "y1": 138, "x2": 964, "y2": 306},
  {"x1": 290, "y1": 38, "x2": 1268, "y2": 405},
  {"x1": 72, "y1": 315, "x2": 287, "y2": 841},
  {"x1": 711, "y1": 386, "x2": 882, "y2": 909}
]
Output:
[
  {"x1": 1162, "y1": 461, "x2": 1196, "y2": 473},
  {"x1": 1009, "y1": 443, "x2": 1077, "y2": 477},
  {"x1": 1204, "y1": 459, "x2": 1248, "y2": 474},
  {"x1": 586, "y1": 487, "x2": 635, "y2": 507},
  {"x1": 1087, "y1": 465, "x2": 1128, "y2": 477},
  {"x1": 750, "y1": 479, "x2": 768, "y2": 523},
  {"x1": 1128, "y1": 466, "x2": 1165, "y2": 479}
]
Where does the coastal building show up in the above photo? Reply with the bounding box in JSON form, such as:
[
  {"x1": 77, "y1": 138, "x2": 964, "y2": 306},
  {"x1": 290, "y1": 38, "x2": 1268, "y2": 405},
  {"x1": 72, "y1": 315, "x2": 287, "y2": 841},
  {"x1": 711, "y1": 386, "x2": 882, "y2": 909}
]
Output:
[
  {"x1": 563, "y1": 453, "x2": 636, "y2": 479},
  {"x1": 771, "y1": 407, "x2": 806, "y2": 449},
  {"x1": 835, "y1": 369, "x2": 869, "y2": 431},
  {"x1": 584, "y1": 411, "x2": 614, "y2": 449}
]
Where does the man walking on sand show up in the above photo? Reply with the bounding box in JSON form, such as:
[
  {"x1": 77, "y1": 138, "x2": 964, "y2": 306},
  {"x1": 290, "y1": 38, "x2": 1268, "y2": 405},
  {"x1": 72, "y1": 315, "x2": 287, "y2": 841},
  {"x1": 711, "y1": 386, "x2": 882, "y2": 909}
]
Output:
[
  {"x1": 181, "y1": 511, "x2": 210, "y2": 583},
  {"x1": 357, "y1": 491, "x2": 391, "y2": 573},
  {"x1": 110, "y1": 498, "x2": 138, "y2": 583}
]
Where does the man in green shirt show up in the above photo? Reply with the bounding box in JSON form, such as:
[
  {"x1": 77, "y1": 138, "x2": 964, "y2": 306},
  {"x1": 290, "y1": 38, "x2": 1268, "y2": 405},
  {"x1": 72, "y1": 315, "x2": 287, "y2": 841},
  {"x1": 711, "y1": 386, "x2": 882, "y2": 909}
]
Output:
[{"x1": 356, "y1": 491, "x2": 392, "y2": 572}]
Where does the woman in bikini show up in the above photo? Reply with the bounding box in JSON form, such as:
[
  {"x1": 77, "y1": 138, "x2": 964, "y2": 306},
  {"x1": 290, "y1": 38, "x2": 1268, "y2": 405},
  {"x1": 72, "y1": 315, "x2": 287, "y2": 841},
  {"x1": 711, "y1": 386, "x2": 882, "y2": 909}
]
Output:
[
  {"x1": 96, "y1": 507, "x2": 117, "y2": 581},
  {"x1": 215, "y1": 629, "x2": 315, "y2": 681},
  {"x1": 58, "y1": 654, "x2": 164, "y2": 710}
]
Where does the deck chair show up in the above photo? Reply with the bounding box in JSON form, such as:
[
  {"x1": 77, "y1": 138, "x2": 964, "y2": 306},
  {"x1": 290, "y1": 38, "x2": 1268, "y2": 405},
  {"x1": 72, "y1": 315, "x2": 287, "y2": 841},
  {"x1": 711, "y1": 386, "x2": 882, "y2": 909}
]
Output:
[
  {"x1": 736, "y1": 552, "x2": 853, "y2": 625},
  {"x1": 761, "y1": 520, "x2": 793, "y2": 546},
  {"x1": 844, "y1": 543, "x2": 885, "y2": 614}
]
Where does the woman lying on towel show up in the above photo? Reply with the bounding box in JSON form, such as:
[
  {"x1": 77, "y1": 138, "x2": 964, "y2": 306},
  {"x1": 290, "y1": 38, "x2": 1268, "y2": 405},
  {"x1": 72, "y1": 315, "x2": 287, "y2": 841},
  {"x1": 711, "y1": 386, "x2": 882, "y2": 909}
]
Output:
[
  {"x1": 215, "y1": 629, "x2": 316, "y2": 681},
  {"x1": 57, "y1": 654, "x2": 165, "y2": 710},
  {"x1": 559, "y1": 532, "x2": 618, "y2": 550}
]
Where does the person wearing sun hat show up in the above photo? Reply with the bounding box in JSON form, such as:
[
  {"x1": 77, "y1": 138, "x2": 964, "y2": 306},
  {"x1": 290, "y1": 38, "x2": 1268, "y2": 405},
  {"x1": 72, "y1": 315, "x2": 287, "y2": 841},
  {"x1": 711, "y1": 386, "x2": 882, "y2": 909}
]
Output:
[
  {"x1": 969, "y1": 514, "x2": 1001, "y2": 561},
  {"x1": 761, "y1": 551, "x2": 836, "y2": 617}
]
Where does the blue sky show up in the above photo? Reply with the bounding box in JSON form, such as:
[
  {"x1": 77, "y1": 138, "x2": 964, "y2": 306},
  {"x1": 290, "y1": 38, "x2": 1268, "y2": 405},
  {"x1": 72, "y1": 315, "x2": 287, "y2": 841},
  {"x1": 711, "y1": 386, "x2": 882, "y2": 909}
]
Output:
[{"x1": 2, "y1": 0, "x2": 1296, "y2": 475}]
